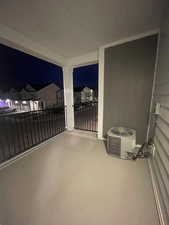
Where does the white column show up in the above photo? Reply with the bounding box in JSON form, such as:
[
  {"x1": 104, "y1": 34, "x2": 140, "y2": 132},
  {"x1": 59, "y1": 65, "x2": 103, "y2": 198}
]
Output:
[
  {"x1": 63, "y1": 66, "x2": 74, "y2": 130},
  {"x1": 98, "y1": 47, "x2": 105, "y2": 139}
]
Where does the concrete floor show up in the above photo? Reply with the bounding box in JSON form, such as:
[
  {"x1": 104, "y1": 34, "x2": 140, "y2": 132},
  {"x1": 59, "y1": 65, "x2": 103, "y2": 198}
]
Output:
[{"x1": 0, "y1": 131, "x2": 159, "y2": 225}]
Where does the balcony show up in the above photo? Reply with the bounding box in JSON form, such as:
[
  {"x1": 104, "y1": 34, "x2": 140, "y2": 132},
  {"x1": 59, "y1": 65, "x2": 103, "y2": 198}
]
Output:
[
  {"x1": 0, "y1": 1, "x2": 168, "y2": 223},
  {"x1": 0, "y1": 131, "x2": 159, "y2": 225}
]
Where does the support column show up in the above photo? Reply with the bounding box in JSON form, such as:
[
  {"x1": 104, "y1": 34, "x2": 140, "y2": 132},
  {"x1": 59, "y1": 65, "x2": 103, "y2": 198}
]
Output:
[
  {"x1": 63, "y1": 66, "x2": 74, "y2": 130},
  {"x1": 98, "y1": 47, "x2": 104, "y2": 139}
]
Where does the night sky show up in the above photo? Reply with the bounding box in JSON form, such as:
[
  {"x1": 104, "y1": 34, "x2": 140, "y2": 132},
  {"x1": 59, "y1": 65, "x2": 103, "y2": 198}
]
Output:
[
  {"x1": 0, "y1": 43, "x2": 98, "y2": 91},
  {"x1": 73, "y1": 64, "x2": 98, "y2": 89}
]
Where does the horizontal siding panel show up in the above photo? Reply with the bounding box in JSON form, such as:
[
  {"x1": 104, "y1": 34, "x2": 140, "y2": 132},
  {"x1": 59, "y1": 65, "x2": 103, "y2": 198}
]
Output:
[
  {"x1": 157, "y1": 116, "x2": 169, "y2": 134},
  {"x1": 154, "y1": 144, "x2": 169, "y2": 196},
  {"x1": 157, "y1": 82, "x2": 169, "y2": 94},
  {"x1": 156, "y1": 123, "x2": 169, "y2": 154},
  {"x1": 153, "y1": 156, "x2": 169, "y2": 218},
  {"x1": 157, "y1": 80, "x2": 169, "y2": 88},
  {"x1": 154, "y1": 136, "x2": 169, "y2": 176},
  {"x1": 158, "y1": 97, "x2": 169, "y2": 107},
  {"x1": 155, "y1": 129, "x2": 169, "y2": 164},
  {"x1": 151, "y1": 159, "x2": 169, "y2": 224},
  {"x1": 160, "y1": 106, "x2": 169, "y2": 122},
  {"x1": 154, "y1": 133, "x2": 169, "y2": 160},
  {"x1": 155, "y1": 157, "x2": 169, "y2": 213},
  {"x1": 152, "y1": 12, "x2": 169, "y2": 224},
  {"x1": 156, "y1": 155, "x2": 169, "y2": 200}
]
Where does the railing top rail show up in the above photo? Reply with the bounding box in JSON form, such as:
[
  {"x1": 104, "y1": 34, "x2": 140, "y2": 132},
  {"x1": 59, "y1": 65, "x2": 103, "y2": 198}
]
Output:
[{"x1": 0, "y1": 107, "x2": 64, "y2": 118}]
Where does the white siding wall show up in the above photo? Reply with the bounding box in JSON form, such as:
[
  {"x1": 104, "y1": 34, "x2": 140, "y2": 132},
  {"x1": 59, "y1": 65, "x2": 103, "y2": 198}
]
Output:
[
  {"x1": 37, "y1": 84, "x2": 60, "y2": 107},
  {"x1": 151, "y1": 11, "x2": 169, "y2": 225}
]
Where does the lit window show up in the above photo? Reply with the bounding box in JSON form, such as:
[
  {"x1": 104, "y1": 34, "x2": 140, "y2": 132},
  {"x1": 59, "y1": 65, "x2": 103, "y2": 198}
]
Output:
[{"x1": 6, "y1": 99, "x2": 10, "y2": 103}]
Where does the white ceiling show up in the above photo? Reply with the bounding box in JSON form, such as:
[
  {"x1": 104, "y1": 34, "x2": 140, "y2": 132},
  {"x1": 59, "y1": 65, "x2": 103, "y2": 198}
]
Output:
[{"x1": 0, "y1": 0, "x2": 167, "y2": 60}]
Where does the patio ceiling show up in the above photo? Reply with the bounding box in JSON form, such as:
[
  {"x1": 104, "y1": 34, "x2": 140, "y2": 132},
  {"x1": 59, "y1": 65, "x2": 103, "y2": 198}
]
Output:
[{"x1": 0, "y1": 0, "x2": 168, "y2": 65}]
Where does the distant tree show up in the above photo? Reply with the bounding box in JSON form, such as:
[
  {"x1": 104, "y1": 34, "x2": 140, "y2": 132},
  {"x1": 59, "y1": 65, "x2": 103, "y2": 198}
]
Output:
[
  {"x1": 25, "y1": 84, "x2": 36, "y2": 92},
  {"x1": 8, "y1": 88, "x2": 19, "y2": 100},
  {"x1": 19, "y1": 88, "x2": 32, "y2": 100},
  {"x1": 25, "y1": 84, "x2": 37, "y2": 100}
]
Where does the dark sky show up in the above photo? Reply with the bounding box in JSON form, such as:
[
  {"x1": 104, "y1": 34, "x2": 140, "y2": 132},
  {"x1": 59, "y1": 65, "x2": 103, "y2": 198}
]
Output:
[
  {"x1": 0, "y1": 43, "x2": 63, "y2": 90},
  {"x1": 0, "y1": 43, "x2": 98, "y2": 91},
  {"x1": 73, "y1": 64, "x2": 98, "y2": 89}
]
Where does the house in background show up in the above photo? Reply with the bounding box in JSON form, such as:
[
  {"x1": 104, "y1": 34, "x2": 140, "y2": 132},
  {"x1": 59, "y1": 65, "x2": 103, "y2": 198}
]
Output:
[
  {"x1": 0, "y1": 83, "x2": 63, "y2": 112},
  {"x1": 36, "y1": 83, "x2": 61, "y2": 108},
  {"x1": 81, "y1": 87, "x2": 94, "y2": 103},
  {"x1": 0, "y1": 84, "x2": 40, "y2": 112},
  {"x1": 74, "y1": 87, "x2": 98, "y2": 104},
  {"x1": 55, "y1": 88, "x2": 64, "y2": 106},
  {"x1": 0, "y1": 84, "x2": 37, "y2": 101}
]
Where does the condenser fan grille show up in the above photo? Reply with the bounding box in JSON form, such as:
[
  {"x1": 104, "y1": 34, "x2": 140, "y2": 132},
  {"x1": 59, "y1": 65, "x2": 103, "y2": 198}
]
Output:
[{"x1": 111, "y1": 127, "x2": 133, "y2": 136}]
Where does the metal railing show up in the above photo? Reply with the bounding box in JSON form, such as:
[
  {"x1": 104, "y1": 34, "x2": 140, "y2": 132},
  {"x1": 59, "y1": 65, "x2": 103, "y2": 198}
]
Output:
[
  {"x1": 0, "y1": 108, "x2": 65, "y2": 163},
  {"x1": 74, "y1": 101, "x2": 98, "y2": 132}
]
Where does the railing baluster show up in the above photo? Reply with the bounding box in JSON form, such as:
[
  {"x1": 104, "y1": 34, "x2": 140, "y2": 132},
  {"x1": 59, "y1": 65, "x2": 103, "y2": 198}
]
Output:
[
  {"x1": 15, "y1": 115, "x2": 22, "y2": 154},
  {"x1": 21, "y1": 114, "x2": 27, "y2": 152},
  {"x1": 49, "y1": 110, "x2": 52, "y2": 137},
  {"x1": 41, "y1": 110, "x2": 45, "y2": 141},
  {"x1": 74, "y1": 101, "x2": 98, "y2": 132},
  {"x1": 39, "y1": 111, "x2": 43, "y2": 142},
  {"x1": 0, "y1": 107, "x2": 65, "y2": 164},
  {"x1": 36, "y1": 111, "x2": 40, "y2": 143},
  {"x1": 12, "y1": 115, "x2": 17, "y2": 156},
  {"x1": 29, "y1": 113, "x2": 34, "y2": 147},
  {"x1": 46, "y1": 110, "x2": 49, "y2": 139},
  {"x1": 43, "y1": 110, "x2": 47, "y2": 140},
  {"x1": 54, "y1": 111, "x2": 57, "y2": 135},
  {"x1": 5, "y1": 116, "x2": 13, "y2": 159},
  {"x1": 0, "y1": 117, "x2": 6, "y2": 162}
]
